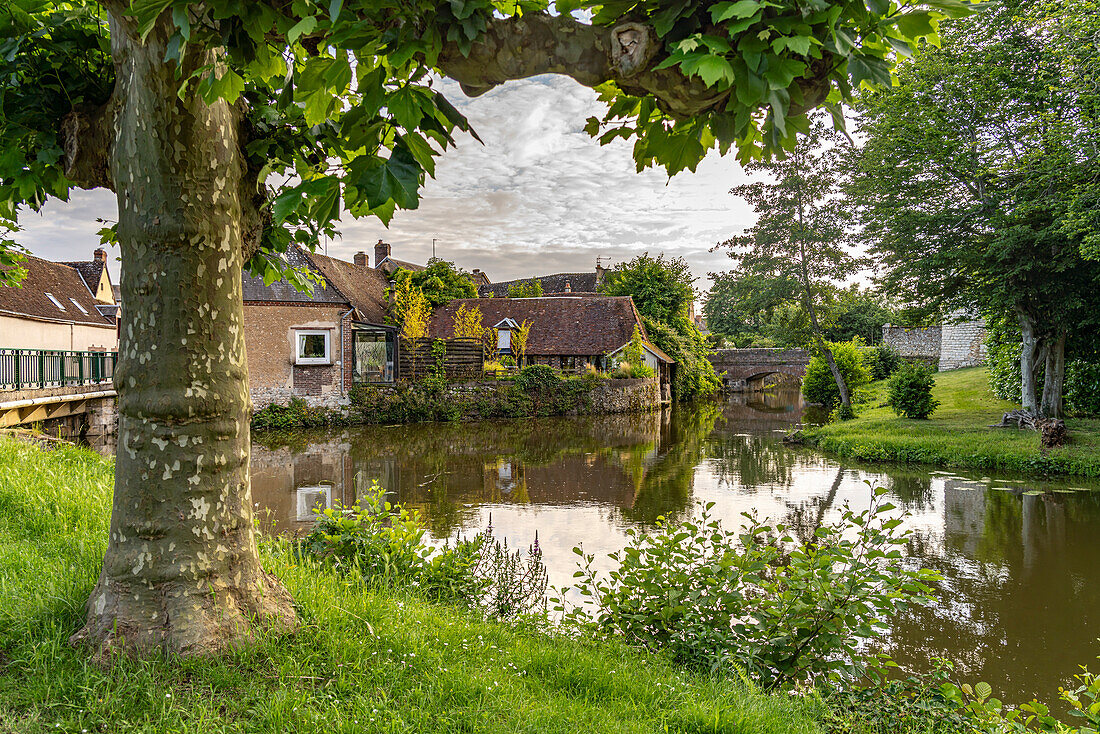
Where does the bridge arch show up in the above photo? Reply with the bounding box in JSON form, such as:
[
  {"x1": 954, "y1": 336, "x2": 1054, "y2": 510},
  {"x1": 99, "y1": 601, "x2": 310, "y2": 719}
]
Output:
[{"x1": 707, "y1": 348, "x2": 811, "y2": 391}]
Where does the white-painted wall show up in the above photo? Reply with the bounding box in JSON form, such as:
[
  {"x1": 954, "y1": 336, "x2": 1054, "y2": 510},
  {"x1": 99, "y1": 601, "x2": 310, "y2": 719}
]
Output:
[{"x1": 0, "y1": 315, "x2": 117, "y2": 351}]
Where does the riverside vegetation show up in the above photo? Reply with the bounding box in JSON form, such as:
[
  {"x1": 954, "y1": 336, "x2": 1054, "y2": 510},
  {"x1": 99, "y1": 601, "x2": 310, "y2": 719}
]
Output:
[
  {"x1": 4, "y1": 437, "x2": 1100, "y2": 733},
  {"x1": 805, "y1": 367, "x2": 1100, "y2": 478}
]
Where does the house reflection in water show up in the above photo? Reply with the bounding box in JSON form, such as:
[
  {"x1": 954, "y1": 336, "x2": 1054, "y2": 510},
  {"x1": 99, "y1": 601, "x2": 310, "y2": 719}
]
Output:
[{"x1": 248, "y1": 411, "x2": 704, "y2": 536}]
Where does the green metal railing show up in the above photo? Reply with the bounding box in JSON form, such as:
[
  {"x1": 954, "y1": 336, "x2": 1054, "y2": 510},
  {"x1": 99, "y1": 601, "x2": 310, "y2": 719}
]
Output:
[{"x1": 0, "y1": 349, "x2": 117, "y2": 391}]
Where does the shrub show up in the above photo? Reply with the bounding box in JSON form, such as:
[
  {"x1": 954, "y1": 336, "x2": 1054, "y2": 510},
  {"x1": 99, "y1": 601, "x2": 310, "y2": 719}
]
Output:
[
  {"x1": 483, "y1": 360, "x2": 507, "y2": 377},
  {"x1": 558, "y1": 488, "x2": 940, "y2": 690},
  {"x1": 863, "y1": 344, "x2": 902, "y2": 381},
  {"x1": 802, "y1": 340, "x2": 871, "y2": 407},
  {"x1": 1065, "y1": 360, "x2": 1100, "y2": 416},
  {"x1": 252, "y1": 397, "x2": 331, "y2": 429},
  {"x1": 611, "y1": 361, "x2": 655, "y2": 379},
  {"x1": 887, "y1": 361, "x2": 940, "y2": 419},
  {"x1": 514, "y1": 364, "x2": 559, "y2": 392},
  {"x1": 986, "y1": 316, "x2": 1026, "y2": 402},
  {"x1": 303, "y1": 483, "x2": 548, "y2": 618}
]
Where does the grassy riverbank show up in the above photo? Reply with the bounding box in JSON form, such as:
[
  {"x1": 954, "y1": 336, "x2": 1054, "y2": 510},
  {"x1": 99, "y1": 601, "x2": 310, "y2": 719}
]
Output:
[
  {"x1": 805, "y1": 367, "x2": 1100, "y2": 478},
  {"x1": 0, "y1": 437, "x2": 815, "y2": 734}
]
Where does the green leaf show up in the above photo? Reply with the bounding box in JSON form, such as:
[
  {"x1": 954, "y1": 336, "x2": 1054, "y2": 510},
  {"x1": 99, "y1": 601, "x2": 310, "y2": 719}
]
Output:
[
  {"x1": 710, "y1": 0, "x2": 762, "y2": 23},
  {"x1": 328, "y1": 0, "x2": 344, "y2": 21},
  {"x1": 129, "y1": 0, "x2": 173, "y2": 41},
  {"x1": 287, "y1": 15, "x2": 318, "y2": 44},
  {"x1": 689, "y1": 55, "x2": 736, "y2": 87},
  {"x1": 398, "y1": 132, "x2": 438, "y2": 177},
  {"x1": 893, "y1": 10, "x2": 937, "y2": 38},
  {"x1": 355, "y1": 147, "x2": 422, "y2": 210},
  {"x1": 848, "y1": 54, "x2": 892, "y2": 88},
  {"x1": 772, "y1": 35, "x2": 812, "y2": 55},
  {"x1": 387, "y1": 86, "x2": 424, "y2": 130}
]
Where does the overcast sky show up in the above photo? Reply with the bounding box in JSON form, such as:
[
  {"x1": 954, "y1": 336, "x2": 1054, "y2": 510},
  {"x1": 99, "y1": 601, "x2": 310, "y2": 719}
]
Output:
[{"x1": 16, "y1": 74, "x2": 758, "y2": 291}]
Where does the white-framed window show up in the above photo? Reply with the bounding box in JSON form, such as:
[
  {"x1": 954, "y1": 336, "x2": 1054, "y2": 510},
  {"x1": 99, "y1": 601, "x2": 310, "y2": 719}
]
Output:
[
  {"x1": 295, "y1": 329, "x2": 331, "y2": 365},
  {"x1": 497, "y1": 329, "x2": 511, "y2": 351},
  {"x1": 70, "y1": 298, "x2": 89, "y2": 314}
]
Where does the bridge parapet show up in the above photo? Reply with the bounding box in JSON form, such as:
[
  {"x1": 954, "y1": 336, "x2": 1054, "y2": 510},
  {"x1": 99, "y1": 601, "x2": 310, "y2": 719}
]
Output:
[{"x1": 708, "y1": 348, "x2": 811, "y2": 388}]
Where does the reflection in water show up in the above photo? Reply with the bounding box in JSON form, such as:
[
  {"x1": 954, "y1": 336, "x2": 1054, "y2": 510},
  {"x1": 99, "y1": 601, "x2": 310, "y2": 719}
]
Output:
[{"x1": 251, "y1": 387, "x2": 1100, "y2": 707}]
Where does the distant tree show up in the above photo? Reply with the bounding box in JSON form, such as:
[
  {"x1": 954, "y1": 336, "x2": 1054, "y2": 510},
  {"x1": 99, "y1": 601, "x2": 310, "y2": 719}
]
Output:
[
  {"x1": 394, "y1": 259, "x2": 477, "y2": 310},
  {"x1": 849, "y1": 0, "x2": 1100, "y2": 417},
  {"x1": 823, "y1": 286, "x2": 894, "y2": 344},
  {"x1": 603, "y1": 254, "x2": 718, "y2": 398},
  {"x1": 703, "y1": 270, "x2": 802, "y2": 346},
  {"x1": 507, "y1": 280, "x2": 544, "y2": 298},
  {"x1": 717, "y1": 120, "x2": 865, "y2": 411},
  {"x1": 602, "y1": 253, "x2": 694, "y2": 324},
  {"x1": 452, "y1": 303, "x2": 485, "y2": 341}
]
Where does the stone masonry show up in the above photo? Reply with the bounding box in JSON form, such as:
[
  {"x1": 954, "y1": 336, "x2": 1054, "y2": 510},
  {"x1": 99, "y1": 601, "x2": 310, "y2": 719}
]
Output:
[{"x1": 882, "y1": 310, "x2": 986, "y2": 371}]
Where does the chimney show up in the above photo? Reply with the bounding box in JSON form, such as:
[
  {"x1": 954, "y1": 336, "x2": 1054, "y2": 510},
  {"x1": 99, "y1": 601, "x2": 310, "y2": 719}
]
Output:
[
  {"x1": 353, "y1": 251, "x2": 367, "y2": 267},
  {"x1": 94, "y1": 248, "x2": 107, "y2": 263},
  {"x1": 564, "y1": 280, "x2": 571, "y2": 293},
  {"x1": 595, "y1": 257, "x2": 606, "y2": 286},
  {"x1": 374, "y1": 239, "x2": 391, "y2": 268}
]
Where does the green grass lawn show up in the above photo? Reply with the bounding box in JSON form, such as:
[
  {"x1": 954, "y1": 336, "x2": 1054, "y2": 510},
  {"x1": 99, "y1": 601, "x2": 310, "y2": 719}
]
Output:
[
  {"x1": 0, "y1": 437, "x2": 819, "y2": 734},
  {"x1": 805, "y1": 367, "x2": 1100, "y2": 478}
]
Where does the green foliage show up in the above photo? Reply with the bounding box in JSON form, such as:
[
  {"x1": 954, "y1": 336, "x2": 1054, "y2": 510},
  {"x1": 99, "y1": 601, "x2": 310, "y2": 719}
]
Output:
[
  {"x1": 514, "y1": 364, "x2": 560, "y2": 393},
  {"x1": 824, "y1": 287, "x2": 895, "y2": 344},
  {"x1": 393, "y1": 259, "x2": 477, "y2": 311},
  {"x1": 602, "y1": 253, "x2": 695, "y2": 324},
  {"x1": 251, "y1": 397, "x2": 337, "y2": 429},
  {"x1": 887, "y1": 362, "x2": 940, "y2": 419},
  {"x1": 645, "y1": 316, "x2": 721, "y2": 399},
  {"x1": 611, "y1": 362, "x2": 656, "y2": 379},
  {"x1": 303, "y1": 482, "x2": 547, "y2": 618},
  {"x1": 1065, "y1": 361, "x2": 1100, "y2": 417},
  {"x1": 820, "y1": 662, "x2": 972, "y2": 734},
  {"x1": 986, "y1": 317, "x2": 1026, "y2": 403},
  {"x1": 559, "y1": 489, "x2": 940, "y2": 690},
  {"x1": 623, "y1": 325, "x2": 646, "y2": 366},
  {"x1": 864, "y1": 344, "x2": 902, "y2": 381},
  {"x1": 507, "y1": 279, "x2": 543, "y2": 298},
  {"x1": 802, "y1": 340, "x2": 871, "y2": 408}
]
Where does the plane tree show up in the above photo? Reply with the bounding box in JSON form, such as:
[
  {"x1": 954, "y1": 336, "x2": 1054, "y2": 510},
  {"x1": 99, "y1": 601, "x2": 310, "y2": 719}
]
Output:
[{"x1": 0, "y1": 0, "x2": 970, "y2": 657}]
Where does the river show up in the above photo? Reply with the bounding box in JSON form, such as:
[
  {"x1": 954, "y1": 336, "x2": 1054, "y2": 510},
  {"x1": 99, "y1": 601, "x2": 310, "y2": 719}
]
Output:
[{"x1": 249, "y1": 390, "x2": 1100, "y2": 705}]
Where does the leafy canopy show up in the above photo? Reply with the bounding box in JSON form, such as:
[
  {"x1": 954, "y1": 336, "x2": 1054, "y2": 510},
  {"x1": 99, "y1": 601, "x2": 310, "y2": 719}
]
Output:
[
  {"x1": 1, "y1": 0, "x2": 977, "y2": 284},
  {"x1": 392, "y1": 259, "x2": 477, "y2": 310}
]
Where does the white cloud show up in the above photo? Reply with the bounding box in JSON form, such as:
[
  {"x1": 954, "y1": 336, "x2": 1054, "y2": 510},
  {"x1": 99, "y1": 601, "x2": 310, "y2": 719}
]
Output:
[{"x1": 15, "y1": 75, "x2": 758, "y2": 288}]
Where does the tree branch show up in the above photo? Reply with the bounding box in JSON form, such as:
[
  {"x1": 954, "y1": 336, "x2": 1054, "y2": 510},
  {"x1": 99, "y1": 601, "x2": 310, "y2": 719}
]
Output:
[
  {"x1": 437, "y1": 14, "x2": 830, "y2": 119},
  {"x1": 62, "y1": 100, "x2": 117, "y2": 191}
]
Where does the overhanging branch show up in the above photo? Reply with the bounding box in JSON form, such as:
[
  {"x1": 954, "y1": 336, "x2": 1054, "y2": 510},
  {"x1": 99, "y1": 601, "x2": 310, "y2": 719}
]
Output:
[
  {"x1": 437, "y1": 14, "x2": 831, "y2": 118},
  {"x1": 62, "y1": 100, "x2": 117, "y2": 191}
]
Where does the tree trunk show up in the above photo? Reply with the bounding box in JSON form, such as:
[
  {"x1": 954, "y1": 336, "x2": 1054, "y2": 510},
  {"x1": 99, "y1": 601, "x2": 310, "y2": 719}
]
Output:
[
  {"x1": 1040, "y1": 331, "x2": 1066, "y2": 419},
  {"x1": 1018, "y1": 311, "x2": 1040, "y2": 415},
  {"x1": 71, "y1": 12, "x2": 294, "y2": 658}
]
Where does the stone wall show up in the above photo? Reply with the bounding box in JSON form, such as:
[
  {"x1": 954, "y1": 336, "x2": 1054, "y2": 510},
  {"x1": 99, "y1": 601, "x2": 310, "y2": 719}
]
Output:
[
  {"x1": 882, "y1": 311, "x2": 987, "y2": 371},
  {"x1": 940, "y1": 319, "x2": 988, "y2": 370},
  {"x1": 438, "y1": 377, "x2": 661, "y2": 416}
]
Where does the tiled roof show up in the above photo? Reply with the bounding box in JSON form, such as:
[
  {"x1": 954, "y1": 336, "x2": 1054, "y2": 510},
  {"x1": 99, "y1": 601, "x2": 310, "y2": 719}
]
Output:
[
  {"x1": 381, "y1": 257, "x2": 425, "y2": 272},
  {"x1": 60, "y1": 260, "x2": 106, "y2": 300},
  {"x1": 304, "y1": 250, "x2": 391, "y2": 324},
  {"x1": 241, "y1": 246, "x2": 348, "y2": 305},
  {"x1": 479, "y1": 272, "x2": 598, "y2": 298},
  {"x1": 0, "y1": 255, "x2": 116, "y2": 327},
  {"x1": 429, "y1": 296, "x2": 651, "y2": 357}
]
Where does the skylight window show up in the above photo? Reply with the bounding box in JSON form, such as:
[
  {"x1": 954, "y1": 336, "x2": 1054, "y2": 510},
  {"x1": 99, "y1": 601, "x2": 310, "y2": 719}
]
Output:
[
  {"x1": 45, "y1": 293, "x2": 66, "y2": 311},
  {"x1": 70, "y1": 298, "x2": 89, "y2": 314}
]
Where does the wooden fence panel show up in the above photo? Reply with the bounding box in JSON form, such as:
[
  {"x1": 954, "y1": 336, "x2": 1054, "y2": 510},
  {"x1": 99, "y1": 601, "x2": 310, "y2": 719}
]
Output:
[{"x1": 398, "y1": 338, "x2": 483, "y2": 380}]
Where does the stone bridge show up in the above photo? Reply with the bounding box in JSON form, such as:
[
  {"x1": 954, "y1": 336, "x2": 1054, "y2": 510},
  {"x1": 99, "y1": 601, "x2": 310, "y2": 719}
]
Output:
[{"x1": 708, "y1": 348, "x2": 811, "y2": 390}]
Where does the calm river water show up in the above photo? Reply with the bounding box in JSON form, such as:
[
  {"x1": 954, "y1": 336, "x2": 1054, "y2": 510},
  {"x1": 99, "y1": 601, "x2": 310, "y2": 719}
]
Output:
[{"x1": 250, "y1": 391, "x2": 1100, "y2": 705}]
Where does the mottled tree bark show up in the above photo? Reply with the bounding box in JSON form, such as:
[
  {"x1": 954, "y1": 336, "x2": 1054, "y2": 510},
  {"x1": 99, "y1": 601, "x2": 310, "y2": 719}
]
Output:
[
  {"x1": 1018, "y1": 310, "x2": 1041, "y2": 416},
  {"x1": 70, "y1": 10, "x2": 294, "y2": 658}
]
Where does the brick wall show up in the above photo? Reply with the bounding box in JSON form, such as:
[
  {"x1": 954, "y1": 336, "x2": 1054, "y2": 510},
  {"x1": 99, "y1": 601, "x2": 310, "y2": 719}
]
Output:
[{"x1": 243, "y1": 302, "x2": 351, "y2": 409}]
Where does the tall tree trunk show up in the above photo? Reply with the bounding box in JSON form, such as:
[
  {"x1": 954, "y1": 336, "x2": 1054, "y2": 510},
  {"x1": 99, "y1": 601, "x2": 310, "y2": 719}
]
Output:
[
  {"x1": 1040, "y1": 331, "x2": 1066, "y2": 419},
  {"x1": 71, "y1": 12, "x2": 294, "y2": 658},
  {"x1": 1018, "y1": 310, "x2": 1040, "y2": 415}
]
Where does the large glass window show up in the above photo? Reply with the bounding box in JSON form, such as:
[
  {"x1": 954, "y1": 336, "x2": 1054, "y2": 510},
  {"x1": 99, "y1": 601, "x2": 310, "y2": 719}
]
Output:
[
  {"x1": 353, "y1": 329, "x2": 395, "y2": 383},
  {"x1": 295, "y1": 330, "x2": 331, "y2": 365}
]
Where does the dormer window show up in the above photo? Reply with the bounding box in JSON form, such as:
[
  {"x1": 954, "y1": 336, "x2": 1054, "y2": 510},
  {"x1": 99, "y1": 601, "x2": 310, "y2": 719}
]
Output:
[
  {"x1": 45, "y1": 293, "x2": 65, "y2": 311},
  {"x1": 494, "y1": 318, "x2": 518, "y2": 353}
]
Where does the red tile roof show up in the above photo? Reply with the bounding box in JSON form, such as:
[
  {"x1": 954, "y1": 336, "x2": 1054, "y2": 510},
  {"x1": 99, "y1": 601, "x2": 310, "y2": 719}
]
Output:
[
  {"x1": 304, "y1": 251, "x2": 391, "y2": 324},
  {"x1": 0, "y1": 255, "x2": 116, "y2": 327},
  {"x1": 429, "y1": 296, "x2": 652, "y2": 357}
]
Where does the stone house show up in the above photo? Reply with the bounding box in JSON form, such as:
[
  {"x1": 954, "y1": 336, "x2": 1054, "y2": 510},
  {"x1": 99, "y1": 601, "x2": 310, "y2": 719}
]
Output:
[
  {"x1": 882, "y1": 310, "x2": 987, "y2": 370},
  {"x1": 242, "y1": 246, "x2": 397, "y2": 408},
  {"x1": 0, "y1": 249, "x2": 118, "y2": 352},
  {"x1": 428, "y1": 295, "x2": 674, "y2": 385}
]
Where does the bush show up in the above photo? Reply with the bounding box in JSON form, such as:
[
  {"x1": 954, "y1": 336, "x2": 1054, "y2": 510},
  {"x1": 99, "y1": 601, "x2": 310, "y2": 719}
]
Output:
[
  {"x1": 610, "y1": 361, "x2": 655, "y2": 379},
  {"x1": 558, "y1": 489, "x2": 939, "y2": 690},
  {"x1": 887, "y1": 361, "x2": 940, "y2": 419},
  {"x1": 1065, "y1": 360, "x2": 1100, "y2": 416},
  {"x1": 802, "y1": 340, "x2": 871, "y2": 408},
  {"x1": 986, "y1": 316, "x2": 1026, "y2": 402},
  {"x1": 514, "y1": 364, "x2": 560, "y2": 392},
  {"x1": 863, "y1": 344, "x2": 902, "y2": 381},
  {"x1": 252, "y1": 397, "x2": 332, "y2": 429},
  {"x1": 302, "y1": 483, "x2": 548, "y2": 618}
]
